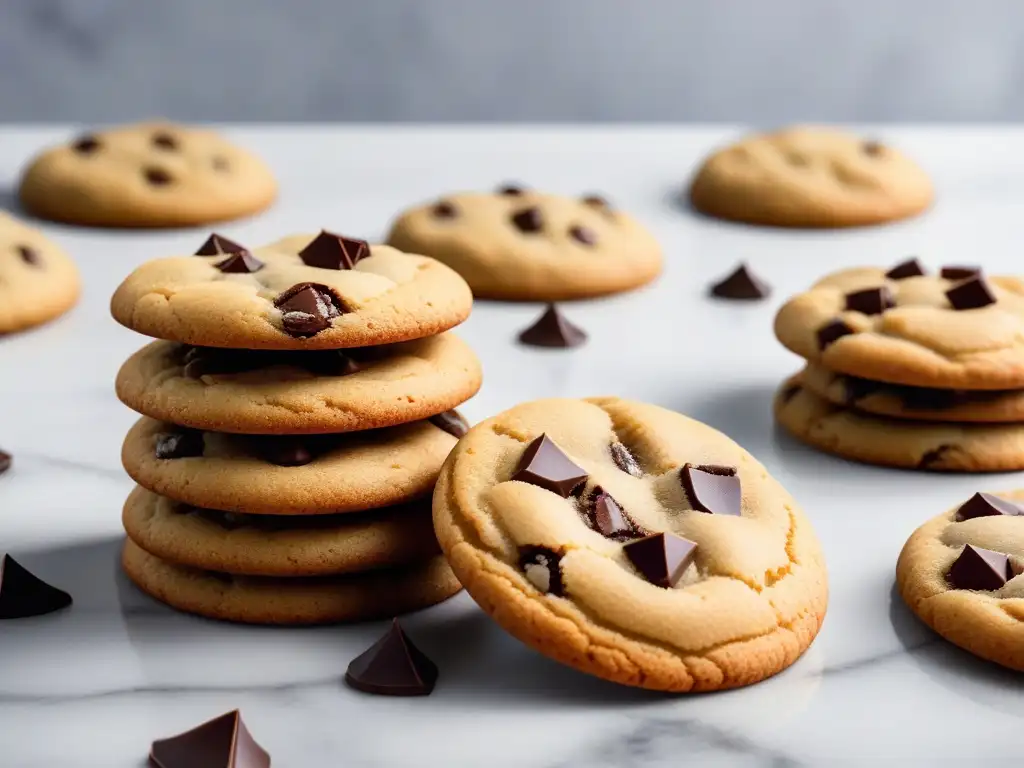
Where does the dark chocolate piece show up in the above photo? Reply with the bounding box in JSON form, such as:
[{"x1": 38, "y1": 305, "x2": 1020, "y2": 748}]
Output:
[
  {"x1": 195, "y1": 234, "x2": 247, "y2": 256},
  {"x1": 432, "y1": 201, "x2": 457, "y2": 218},
  {"x1": 587, "y1": 488, "x2": 642, "y2": 540},
  {"x1": 885, "y1": 258, "x2": 926, "y2": 280},
  {"x1": 582, "y1": 194, "x2": 609, "y2": 208},
  {"x1": 155, "y1": 430, "x2": 204, "y2": 460},
  {"x1": 298, "y1": 231, "x2": 370, "y2": 271},
  {"x1": 518, "y1": 304, "x2": 587, "y2": 348},
  {"x1": 844, "y1": 286, "x2": 894, "y2": 316},
  {"x1": 568, "y1": 225, "x2": 597, "y2": 246},
  {"x1": 918, "y1": 444, "x2": 954, "y2": 469},
  {"x1": 429, "y1": 410, "x2": 469, "y2": 438},
  {"x1": 215, "y1": 251, "x2": 264, "y2": 274},
  {"x1": 946, "y1": 277, "x2": 996, "y2": 310},
  {"x1": 862, "y1": 140, "x2": 883, "y2": 156},
  {"x1": 17, "y1": 245, "x2": 40, "y2": 266},
  {"x1": 511, "y1": 434, "x2": 588, "y2": 497},
  {"x1": 780, "y1": 383, "x2": 802, "y2": 403},
  {"x1": 144, "y1": 167, "x2": 173, "y2": 186},
  {"x1": 151, "y1": 132, "x2": 178, "y2": 150},
  {"x1": 956, "y1": 492, "x2": 1024, "y2": 520},
  {"x1": 948, "y1": 545, "x2": 1012, "y2": 591},
  {"x1": 0, "y1": 555, "x2": 72, "y2": 619},
  {"x1": 842, "y1": 375, "x2": 881, "y2": 405},
  {"x1": 519, "y1": 547, "x2": 563, "y2": 595},
  {"x1": 498, "y1": 184, "x2": 525, "y2": 196},
  {"x1": 254, "y1": 437, "x2": 314, "y2": 467},
  {"x1": 941, "y1": 266, "x2": 981, "y2": 280},
  {"x1": 181, "y1": 346, "x2": 361, "y2": 379},
  {"x1": 0, "y1": 449, "x2": 10, "y2": 475},
  {"x1": 274, "y1": 282, "x2": 344, "y2": 337},
  {"x1": 510, "y1": 207, "x2": 543, "y2": 233},
  {"x1": 610, "y1": 442, "x2": 642, "y2": 477},
  {"x1": 345, "y1": 618, "x2": 438, "y2": 696},
  {"x1": 72, "y1": 135, "x2": 100, "y2": 154},
  {"x1": 149, "y1": 709, "x2": 269, "y2": 768},
  {"x1": 623, "y1": 533, "x2": 698, "y2": 589},
  {"x1": 681, "y1": 464, "x2": 741, "y2": 516},
  {"x1": 817, "y1": 319, "x2": 854, "y2": 350},
  {"x1": 710, "y1": 263, "x2": 771, "y2": 300}
]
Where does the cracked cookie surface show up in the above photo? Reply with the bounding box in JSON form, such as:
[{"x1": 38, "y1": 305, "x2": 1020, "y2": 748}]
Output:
[
  {"x1": 19, "y1": 122, "x2": 277, "y2": 227},
  {"x1": 688, "y1": 126, "x2": 933, "y2": 228},
  {"x1": 897, "y1": 490, "x2": 1024, "y2": 670},
  {"x1": 386, "y1": 190, "x2": 662, "y2": 301},
  {"x1": 111, "y1": 233, "x2": 473, "y2": 349},
  {"x1": 432, "y1": 397, "x2": 828, "y2": 691}
]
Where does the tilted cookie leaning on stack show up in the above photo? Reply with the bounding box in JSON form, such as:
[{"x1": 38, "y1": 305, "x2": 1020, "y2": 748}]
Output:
[
  {"x1": 773, "y1": 260, "x2": 1024, "y2": 471},
  {"x1": 111, "y1": 231, "x2": 480, "y2": 624}
]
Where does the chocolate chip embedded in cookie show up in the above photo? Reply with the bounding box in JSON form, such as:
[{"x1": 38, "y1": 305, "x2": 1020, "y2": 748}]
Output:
[
  {"x1": 111, "y1": 233, "x2": 473, "y2": 349},
  {"x1": 432, "y1": 397, "x2": 828, "y2": 692},
  {"x1": 386, "y1": 190, "x2": 662, "y2": 301},
  {"x1": 688, "y1": 126, "x2": 933, "y2": 228},
  {"x1": 897, "y1": 491, "x2": 1024, "y2": 670},
  {"x1": 18, "y1": 122, "x2": 277, "y2": 228}
]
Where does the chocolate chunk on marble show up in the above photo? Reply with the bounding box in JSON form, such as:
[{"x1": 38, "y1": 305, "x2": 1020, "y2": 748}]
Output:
[
  {"x1": 519, "y1": 547, "x2": 563, "y2": 595},
  {"x1": 710, "y1": 263, "x2": 771, "y2": 300},
  {"x1": 155, "y1": 430, "x2": 204, "y2": 459},
  {"x1": 195, "y1": 233, "x2": 247, "y2": 256},
  {"x1": 946, "y1": 277, "x2": 996, "y2": 310},
  {"x1": 817, "y1": 319, "x2": 854, "y2": 350},
  {"x1": 511, "y1": 434, "x2": 588, "y2": 497},
  {"x1": 610, "y1": 442, "x2": 642, "y2": 477},
  {"x1": 298, "y1": 230, "x2": 370, "y2": 270},
  {"x1": 429, "y1": 410, "x2": 469, "y2": 438},
  {"x1": 681, "y1": 464, "x2": 741, "y2": 516},
  {"x1": 215, "y1": 251, "x2": 264, "y2": 274},
  {"x1": 956, "y1": 492, "x2": 1024, "y2": 520},
  {"x1": 885, "y1": 258, "x2": 926, "y2": 280},
  {"x1": 274, "y1": 282, "x2": 344, "y2": 337},
  {"x1": 587, "y1": 488, "x2": 642, "y2": 540},
  {"x1": 940, "y1": 266, "x2": 981, "y2": 280},
  {"x1": 345, "y1": 618, "x2": 439, "y2": 696},
  {"x1": 0, "y1": 555, "x2": 72, "y2": 619},
  {"x1": 844, "y1": 286, "x2": 894, "y2": 315},
  {"x1": 0, "y1": 449, "x2": 10, "y2": 476},
  {"x1": 511, "y1": 207, "x2": 543, "y2": 233},
  {"x1": 624, "y1": 533, "x2": 698, "y2": 588},
  {"x1": 948, "y1": 545, "x2": 1013, "y2": 591},
  {"x1": 149, "y1": 709, "x2": 269, "y2": 768},
  {"x1": 518, "y1": 304, "x2": 587, "y2": 348}
]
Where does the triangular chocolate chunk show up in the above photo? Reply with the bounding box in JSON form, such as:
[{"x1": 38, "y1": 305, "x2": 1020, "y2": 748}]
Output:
[
  {"x1": 817, "y1": 319, "x2": 854, "y2": 350},
  {"x1": 957, "y1": 492, "x2": 1024, "y2": 520},
  {"x1": 273, "y1": 282, "x2": 344, "y2": 337},
  {"x1": 940, "y1": 266, "x2": 981, "y2": 280},
  {"x1": 844, "y1": 286, "x2": 894, "y2": 316},
  {"x1": 298, "y1": 230, "x2": 370, "y2": 270},
  {"x1": 215, "y1": 251, "x2": 264, "y2": 274},
  {"x1": 623, "y1": 533, "x2": 698, "y2": 588},
  {"x1": 195, "y1": 234, "x2": 247, "y2": 256},
  {"x1": 345, "y1": 618, "x2": 439, "y2": 696},
  {"x1": 947, "y1": 277, "x2": 996, "y2": 310},
  {"x1": 709, "y1": 263, "x2": 770, "y2": 300},
  {"x1": 588, "y1": 488, "x2": 642, "y2": 540},
  {"x1": 0, "y1": 555, "x2": 72, "y2": 619},
  {"x1": 511, "y1": 434, "x2": 589, "y2": 497},
  {"x1": 948, "y1": 545, "x2": 1012, "y2": 591},
  {"x1": 149, "y1": 709, "x2": 270, "y2": 768},
  {"x1": 518, "y1": 304, "x2": 587, "y2": 348},
  {"x1": 885, "y1": 258, "x2": 926, "y2": 280},
  {"x1": 681, "y1": 464, "x2": 741, "y2": 516}
]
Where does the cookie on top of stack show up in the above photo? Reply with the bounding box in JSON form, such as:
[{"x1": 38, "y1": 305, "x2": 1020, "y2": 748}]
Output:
[
  {"x1": 110, "y1": 230, "x2": 480, "y2": 624},
  {"x1": 773, "y1": 259, "x2": 1024, "y2": 472}
]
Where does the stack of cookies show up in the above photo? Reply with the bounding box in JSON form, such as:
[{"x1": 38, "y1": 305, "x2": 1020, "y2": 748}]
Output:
[
  {"x1": 110, "y1": 231, "x2": 481, "y2": 624},
  {"x1": 773, "y1": 259, "x2": 1024, "y2": 472}
]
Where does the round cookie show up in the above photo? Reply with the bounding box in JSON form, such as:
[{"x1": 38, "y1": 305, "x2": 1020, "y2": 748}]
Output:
[
  {"x1": 432, "y1": 397, "x2": 828, "y2": 692},
  {"x1": 386, "y1": 188, "x2": 662, "y2": 301},
  {"x1": 775, "y1": 375, "x2": 1024, "y2": 472},
  {"x1": 111, "y1": 232, "x2": 473, "y2": 349},
  {"x1": 0, "y1": 212, "x2": 80, "y2": 334},
  {"x1": 801, "y1": 363, "x2": 1024, "y2": 424},
  {"x1": 18, "y1": 122, "x2": 276, "y2": 228},
  {"x1": 122, "y1": 413, "x2": 466, "y2": 514},
  {"x1": 897, "y1": 491, "x2": 1024, "y2": 670},
  {"x1": 122, "y1": 539, "x2": 461, "y2": 625},
  {"x1": 115, "y1": 334, "x2": 481, "y2": 434},
  {"x1": 122, "y1": 486, "x2": 440, "y2": 577},
  {"x1": 774, "y1": 264, "x2": 1024, "y2": 390},
  {"x1": 688, "y1": 126, "x2": 933, "y2": 228}
]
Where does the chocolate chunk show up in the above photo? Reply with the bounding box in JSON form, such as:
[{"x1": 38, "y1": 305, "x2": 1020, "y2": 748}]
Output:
[
  {"x1": 623, "y1": 533, "x2": 698, "y2": 589},
  {"x1": 885, "y1": 258, "x2": 927, "y2": 280},
  {"x1": 151, "y1": 132, "x2": 178, "y2": 150},
  {"x1": 569, "y1": 225, "x2": 597, "y2": 246},
  {"x1": 519, "y1": 547, "x2": 563, "y2": 594},
  {"x1": 182, "y1": 346, "x2": 361, "y2": 378},
  {"x1": 842, "y1": 375, "x2": 881, "y2": 405},
  {"x1": 518, "y1": 304, "x2": 587, "y2": 348},
  {"x1": 71, "y1": 135, "x2": 100, "y2": 154},
  {"x1": 900, "y1": 387, "x2": 968, "y2": 411},
  {"x1": 582, "y1": 194, "x2": 609, "y2": 208},
  {"x1": 429, "y1": 410, "x2": 469, "y2": 438},
  {"x1": 862, "y1": 140, "x2": 883, "y2": 156},
  {"x1": 511, "y1": 434, "x2": 588, "y2": 497},
  {"x1": 149, "y1": 709, "x2": 269, "y2": 768},
  {"x1": 274, "y1": 283, "x2": 344, "y2": 337},
  {"x1": 432, "y1": 201, "x2": 457, "y2": 218},
  {"x1": 948, "y1": 545, "x2": 1013, "y2": 591},
  {"x1": 681, "y1": 464, "x2": 741, "y2": 516},
  {"x1": 254, "y1": 437, "x2": 314, "y2": 467},
  {"x1": 918, "y1": 444, "x2": 954, "y2": 469},
  {"x1": 0, "y1": 449, "x2": 9, "y2": 475},
  {"x1": 17, "y1": 245, "x2": 40, "y2": 266},
  {"x1": 956, "y1": 492, "x2": 1024, "y2": 520},
  {"x1": 0, "y1": 555, "x2": 72, "y2": 619},
  {"x1": 510, "y1": 207, "x2": 543, "y2": 233},
  {"x1": 195, "y1": 234, "x2": 247, "y2": 256},
  {"x1": 298, "y1": 231, "x2": 370, "y2": 270},
  {"x1": 941, "y1": 266, "x2": 981, "y2": 280},
  {"x1": 710, "y1": 263, "x2": 771, "y2": 300},
  {"x1": 946, "y1": 277, "x2": 996, "y2": 310},
  {"x1": 215, "y1": 251, "x2": 264, "y2": 274},
  {"x1": 155, "y1": 430, "x2": 204, "y2": 459},
  {"x1": 144, "y1": 167, "x2": 173, "y2": 186},
  {"x1": 498, "y1": 184, "x2": 525, "y2": 196},
  {"x1": 610, "y1": 442, "x2": 642, "y2": 477},
  {"x1": 817, "y1": 319, "x2": 854, "y2": 350},
  {"x1": 587, "y1": 488, "x2": 642, "y2": 540},
  {"x1": 844, "y1": 286, "x2": 894, "y2": 316},
  {"x1": 345, "y1": 618, "x2": 438, "y2": 696}
]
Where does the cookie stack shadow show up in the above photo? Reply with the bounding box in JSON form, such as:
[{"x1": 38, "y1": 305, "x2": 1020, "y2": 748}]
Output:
[{"x1": 110, "y1": 231, "x2": 482, "y2": 624}]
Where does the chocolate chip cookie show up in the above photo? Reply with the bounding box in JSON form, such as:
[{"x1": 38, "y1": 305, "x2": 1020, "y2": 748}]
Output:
[
  {"x1": 386, "y1": 187, "x2": 662, "y2": 301},
  {"x1": 18, "y1": 122, "x2": 277, "y2": 227},
  {"x1": 432, "y1": 397, "x2": 828, "y2": 691}
]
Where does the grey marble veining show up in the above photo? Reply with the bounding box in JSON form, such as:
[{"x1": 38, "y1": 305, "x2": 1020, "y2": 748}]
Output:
[{"x1": 1, "y1": 125, "x2": 1024, "y2": 766}]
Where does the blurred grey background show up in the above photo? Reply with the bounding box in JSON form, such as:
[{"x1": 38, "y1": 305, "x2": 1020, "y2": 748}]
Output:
[{"x1": 0, "y1": 0, "x2": 1020, "y2": 123}]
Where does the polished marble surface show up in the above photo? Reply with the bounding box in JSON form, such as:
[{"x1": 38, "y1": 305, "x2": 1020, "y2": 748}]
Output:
[{"x1": 1, "y1": 126, "x2": 1022, "y2": 766}]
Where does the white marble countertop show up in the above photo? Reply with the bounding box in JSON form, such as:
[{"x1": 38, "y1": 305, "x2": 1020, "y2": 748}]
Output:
[{"x1": 1, "y1": 125, "x2": 1023, "y2": 767}]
